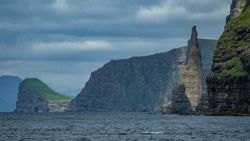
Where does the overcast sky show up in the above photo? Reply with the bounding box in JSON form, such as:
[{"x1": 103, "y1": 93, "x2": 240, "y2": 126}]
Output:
[{"x1": 0, "y1": 0, "x2": 231, "y2": 96}]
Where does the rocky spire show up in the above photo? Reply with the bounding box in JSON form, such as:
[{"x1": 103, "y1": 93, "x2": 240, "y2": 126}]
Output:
[
  {"x1": 191, "y1": 26, "x2": 199, "y2": 49},
  {"x1": 180, "y1": 26, "x2": 203, "y2": 111},
  {"x1": 226, "y1": 0, "x2": 250, "y2": 23},
  {"x1": 187, "y1": 25, "x2": 201, "y2": 70}
]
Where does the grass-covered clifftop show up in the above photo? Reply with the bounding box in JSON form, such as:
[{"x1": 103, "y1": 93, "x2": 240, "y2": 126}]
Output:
[
  {"x1": 229, "y1": 5, "x2": 250, "y2": 27},
  {"x1": 206, "y1": 3, "x2": 250, "y2": 114},
  {"x1": 20, "y1": 78, "x2": 71, "y2": 104},
  {"x1": 209, "y1": 6, "x2": 250, "y2": 77}
]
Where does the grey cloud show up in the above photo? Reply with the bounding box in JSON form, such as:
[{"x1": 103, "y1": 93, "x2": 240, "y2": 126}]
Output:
[
  {"x1": 0, "y1": 0, "x2": 231, "y2": 96},
  {"x1": 136, "y1": 0, "x2": 229, "y2": 23},
  {"x1": 0, "y1": 38, "x2": 187, "y2": 62},
  {"x1": 0, "y1": 0, "x2": 230, "y2": 41}
]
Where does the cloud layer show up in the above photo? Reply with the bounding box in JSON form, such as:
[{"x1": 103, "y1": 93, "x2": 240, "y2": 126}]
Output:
[
  {"x1": 137, "y1": 0, "x2": 229, "y2": 22},
  {"x1": 0, "y1": 0, "x2": 231, "y2": 96}
]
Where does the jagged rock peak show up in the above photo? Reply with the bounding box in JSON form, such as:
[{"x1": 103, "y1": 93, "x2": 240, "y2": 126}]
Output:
[
  {"x1": 226, "y1": 0, "x2": 250, "y2": 23},
  {"x1": 180, "y1": 25, "x2": 203, "y2": 111},
  {"x1": 187, "y1": 25, "x2": 201, "y2": 68},
  {"x1": 191, "y1": 25, "x2": 199, "y2": 48}
]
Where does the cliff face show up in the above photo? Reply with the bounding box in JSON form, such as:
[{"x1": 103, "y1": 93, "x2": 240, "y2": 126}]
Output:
[
  {"x1": 16, "y1": 91, "x2": 49, "y2": 112},
  {"x1": 180, "y1": 26, "x2": 203, "y2": 111},
  {"x1": 71, "y1": 48, "x2": 185, "y2": 112},
  {"x1": 207, "y1": 1, "x2": 250, "y2": 114},
  {"x1": 0, "y1": 76, "x2": 22, "y2": 112},
  {"x1": 226, "y1": 0, "x2": 250, "y2": 23},
  {"x1": 16, "y1": 78, "x2": 71, "y2": 113},
  {"x1": 71, "y1": 38, "x2": 216, "y2": 112}
]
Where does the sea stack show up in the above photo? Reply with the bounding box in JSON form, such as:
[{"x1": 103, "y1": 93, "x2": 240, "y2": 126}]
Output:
[
  {"x1": 180, "y1": 26, "x2": 203, "y2": 111},
  {"x1": 161, "y1": 26, "x2": 206, "y2": 114}
]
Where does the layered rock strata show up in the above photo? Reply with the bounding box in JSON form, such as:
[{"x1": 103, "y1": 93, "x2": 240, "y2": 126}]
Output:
[
  {"x1": 207, "y1": 0, "x2": 250, "y2": 115},
  {"x1": 71, "y1": 48, "x2": 186, "y2": 112},
  {"x1": 170, "y1": 84, "x2": 192, "y2": 114},
  {"x1": 161, "y1": 26, "x2": 211, "y2": 114},
  {"x1": 180, "y1": 26, "x2": 203, "y2": 111}
]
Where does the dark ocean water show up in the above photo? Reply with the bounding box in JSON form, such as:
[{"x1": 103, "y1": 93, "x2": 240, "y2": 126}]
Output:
[{"x1": 0, "y1": 112, "x2": 249, "y2": 141}]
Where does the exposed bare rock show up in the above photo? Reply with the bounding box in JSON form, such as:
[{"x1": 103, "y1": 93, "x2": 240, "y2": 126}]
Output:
[
  {"x1": 16, "y1": 78, "x2": 71, "y2": 113},
  {"x1": 16, "y1": 91, "x2": 49, "y2": 112},
  {"x1": 226, "y1": 0, "x2": 250, "y2": 23},
  {"x1": 71, "y1": 48, "x2": 186, "y2": 112},
  {"x1": 180, "y1": 26, "x2": 203, "y2": 111},
  {"x1": 170, "y1": 84, "x2": 192, "y2": 114}
]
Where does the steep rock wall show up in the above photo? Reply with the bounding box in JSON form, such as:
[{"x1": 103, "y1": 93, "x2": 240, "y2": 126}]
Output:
[
  {"x1": 71, "y1": 48, "x2": 186, "y2": 112},
  {"x1": 16, "y1": 91, "x2": 49, "y2": 112},
  {"x1": 71, "y1": 38, "x2": 216, "y2": 112},
  {"x1": 170, "y1": 84, "x2": 192, "y2": 114},
  {"x1": 207, "y1": 1, "x2": 250, "y2": 114},
  {"x1": 226, "y1": 0, "x2": 250, "y2": 23},
  {"x1": 16, "y1": 78, "x2": 71, "y2": 113}
]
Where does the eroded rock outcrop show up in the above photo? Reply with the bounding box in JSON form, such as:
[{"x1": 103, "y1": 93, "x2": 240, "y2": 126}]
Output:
[
  {"x1": 207, "y1": 1, "x2": 250, "y2": 115},
  {"x1": 226, "y1": 0, "x2": 250, "y2": 23},
  {"x1": 16, "y1": 91, "x2": 49, "y2": 112},
  {"x1": 161, "y1": 26, "x2": 214, "y2": 114},
  {"x1": 16, "y1": 78, "x2": 71, "y2": 112},
  {"x1": 170, "y1": 84, "x2": 192, "y2": 114},
  {"x1": 180, "y1": 26, "x2": 203, "y2": 111}
]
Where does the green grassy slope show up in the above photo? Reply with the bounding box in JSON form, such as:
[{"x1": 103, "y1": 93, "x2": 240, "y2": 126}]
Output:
[
  {"x1": 21, "y1": 78, "x2": 71, "y2": 104},
  {"x1": 211, "y1": 6, "x2": 250, "y2": 77},
  {"x1": 229, "y1": 5, "x2": 250, "y2": 27}
]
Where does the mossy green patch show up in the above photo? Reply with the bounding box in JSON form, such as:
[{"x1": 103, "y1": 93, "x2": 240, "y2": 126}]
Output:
[
  {"x1": 21, "y1": 78, "x2": 71, "y2": 104},
  {"x1": 211, "y1": 6, "x2": 250, "y2": 78},
  {"x1": 221, "y1": 5, "x2": 250, "y2": 42},
  {"x1": 228, "y1": 6, "x2": 250, "y2": 28},
  {"x1": 224, "y1": 57, "x2": 247, "y2": 76}
]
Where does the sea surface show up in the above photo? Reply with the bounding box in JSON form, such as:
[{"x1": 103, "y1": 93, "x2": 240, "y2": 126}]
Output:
[{"x1": 0, "y1": 112, "x2": 249, "y2": 141}]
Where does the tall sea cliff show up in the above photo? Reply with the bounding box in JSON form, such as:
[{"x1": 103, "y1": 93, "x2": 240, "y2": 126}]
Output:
[
  {"x1": 71, "y1": 29, "x2": 216, "y2": 112},
  {"x1": 207, "y1": 0, "x2": 250, "y2": 115}
]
